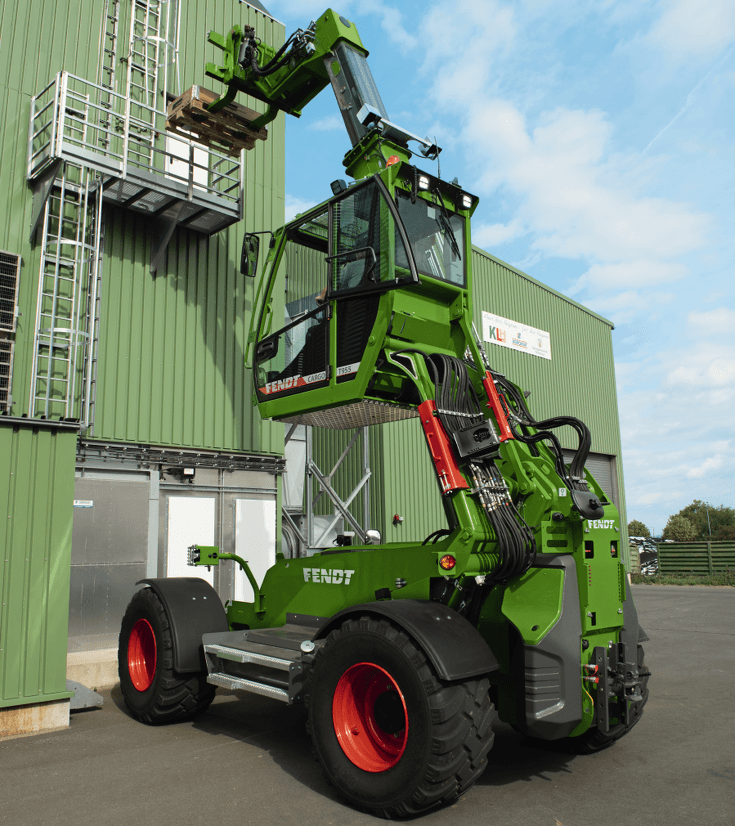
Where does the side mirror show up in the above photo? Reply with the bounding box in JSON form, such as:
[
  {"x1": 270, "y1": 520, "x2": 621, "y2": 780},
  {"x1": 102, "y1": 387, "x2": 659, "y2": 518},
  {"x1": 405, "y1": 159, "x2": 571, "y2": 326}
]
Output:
[{"x1": 240, "y1": 234, "x2": 260, "y2": 277}]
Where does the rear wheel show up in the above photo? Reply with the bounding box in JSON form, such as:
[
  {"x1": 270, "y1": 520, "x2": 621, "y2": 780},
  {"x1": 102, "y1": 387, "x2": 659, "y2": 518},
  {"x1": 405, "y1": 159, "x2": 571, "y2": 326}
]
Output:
[
  {"x1": 307, "y1": 616, "x2": 494, "y2": 818},
  {"x1": 118, "y1": 587, "x2": 216, "y2": 724}
]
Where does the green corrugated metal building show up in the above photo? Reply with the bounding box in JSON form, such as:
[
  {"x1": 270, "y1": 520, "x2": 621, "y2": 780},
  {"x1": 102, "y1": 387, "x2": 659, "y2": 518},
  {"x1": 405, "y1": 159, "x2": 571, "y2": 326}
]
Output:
[{"x1": 0, "y1": 0, "x2": 287, "y2": 733}]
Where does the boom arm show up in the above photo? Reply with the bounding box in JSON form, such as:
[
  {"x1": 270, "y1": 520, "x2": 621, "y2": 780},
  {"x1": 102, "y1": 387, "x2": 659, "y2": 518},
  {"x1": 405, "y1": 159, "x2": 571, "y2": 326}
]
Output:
[{"x1": 205, "y1": 9, "x2": 438, "y2": 166}]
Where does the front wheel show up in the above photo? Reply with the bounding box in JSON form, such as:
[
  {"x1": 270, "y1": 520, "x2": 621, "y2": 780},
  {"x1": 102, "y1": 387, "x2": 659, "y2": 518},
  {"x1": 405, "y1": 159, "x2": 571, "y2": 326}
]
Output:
[
  {"x1": 118, "y1": 587, "x2": 216, "y2": 724},
  {"x1": 307, "y1": 616, "x2": 494, "y2": 818}
]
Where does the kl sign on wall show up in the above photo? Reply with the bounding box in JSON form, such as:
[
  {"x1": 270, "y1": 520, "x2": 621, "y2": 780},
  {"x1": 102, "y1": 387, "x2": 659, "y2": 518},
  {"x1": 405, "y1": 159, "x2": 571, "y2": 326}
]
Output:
[{"x1": 482, "y1": 311, "x2": 551, "y2": 360}]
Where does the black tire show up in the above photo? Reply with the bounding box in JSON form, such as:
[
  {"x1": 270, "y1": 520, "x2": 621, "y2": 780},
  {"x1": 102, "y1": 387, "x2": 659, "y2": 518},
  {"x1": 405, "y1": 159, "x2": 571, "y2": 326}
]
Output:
[
  {"x1": 118, "y1": 586, "x2": 216, "y2": 724},
  {"x1": 306, "y1": 615, "x2": 494, "y2": 818},
  {"x1": 573, "y1": 644, "x2": 650, "y2": 754}
]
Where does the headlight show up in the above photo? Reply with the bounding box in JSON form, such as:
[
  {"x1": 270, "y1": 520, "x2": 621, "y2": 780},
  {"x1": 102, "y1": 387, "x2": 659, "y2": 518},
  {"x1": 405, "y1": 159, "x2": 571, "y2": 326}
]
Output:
[
  {"x1": 461, "y1": 194, "x2": 473, "y2": 209},
  {"x1": 418, "y1": 174, "x2": 430, "y2": 190}
]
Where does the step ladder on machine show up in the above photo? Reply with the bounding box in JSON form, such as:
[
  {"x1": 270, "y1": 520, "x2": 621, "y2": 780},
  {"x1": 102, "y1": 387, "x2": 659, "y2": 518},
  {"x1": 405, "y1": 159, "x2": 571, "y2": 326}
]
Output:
[{"x1": 203, "y1": 625, "x2": 325, "y2": 704}]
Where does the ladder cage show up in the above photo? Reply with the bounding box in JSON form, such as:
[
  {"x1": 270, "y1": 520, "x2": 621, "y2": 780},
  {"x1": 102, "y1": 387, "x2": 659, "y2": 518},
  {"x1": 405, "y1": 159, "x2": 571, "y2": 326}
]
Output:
[{"x1": 28, "y1": 164, "x2": 103, "y2": 424}]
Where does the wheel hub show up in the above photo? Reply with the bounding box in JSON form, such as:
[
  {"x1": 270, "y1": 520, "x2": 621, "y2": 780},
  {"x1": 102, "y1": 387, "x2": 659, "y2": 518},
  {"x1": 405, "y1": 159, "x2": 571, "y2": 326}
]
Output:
[
  {"x1": 332, "y1": 662, "x2": 408, "y2": 772},
  {"x1": 128, "y1": 618, "x2": 157, "y2": 691}
]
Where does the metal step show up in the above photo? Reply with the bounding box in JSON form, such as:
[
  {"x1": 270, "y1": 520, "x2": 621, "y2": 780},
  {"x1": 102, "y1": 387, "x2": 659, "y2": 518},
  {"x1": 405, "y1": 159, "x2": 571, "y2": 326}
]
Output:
[
  {"x1": 202, "y1": 625, "x2": 322, "y2": 706},
  {"x1": 203, "y1": 643, "x2": 294, "y2": 672},
  {"x1": 207, "y1": 672, "x2": 289, "y2": 703}
]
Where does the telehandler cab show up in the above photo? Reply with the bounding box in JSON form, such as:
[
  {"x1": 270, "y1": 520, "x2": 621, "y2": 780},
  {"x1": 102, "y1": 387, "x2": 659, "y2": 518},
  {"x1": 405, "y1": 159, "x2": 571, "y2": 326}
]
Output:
[{"x1": 119, "y1": 9, "x2": 649, "y2": 818}]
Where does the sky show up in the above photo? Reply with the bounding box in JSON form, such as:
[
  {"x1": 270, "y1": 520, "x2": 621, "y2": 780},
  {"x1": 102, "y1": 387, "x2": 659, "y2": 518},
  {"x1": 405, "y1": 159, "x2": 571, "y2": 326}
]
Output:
[{"x1": 257, "y1": 0, "x2": 734, "y2": 536}]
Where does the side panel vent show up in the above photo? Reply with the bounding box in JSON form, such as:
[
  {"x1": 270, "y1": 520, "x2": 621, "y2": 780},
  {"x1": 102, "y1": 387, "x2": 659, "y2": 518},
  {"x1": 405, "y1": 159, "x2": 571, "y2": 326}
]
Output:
[
  {"x1": 0, "y1": 339, "x2": 13, "y2": 412},
  {"x1": 0, "y1": 251, "x2": 21, "y2": 333}
]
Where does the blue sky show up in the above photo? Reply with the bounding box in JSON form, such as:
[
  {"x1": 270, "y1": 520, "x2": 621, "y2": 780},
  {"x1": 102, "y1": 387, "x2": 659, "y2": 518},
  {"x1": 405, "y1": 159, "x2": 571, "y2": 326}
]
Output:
[{"x1": 259, "y1": 0, "x2": 734, "y2": 536}]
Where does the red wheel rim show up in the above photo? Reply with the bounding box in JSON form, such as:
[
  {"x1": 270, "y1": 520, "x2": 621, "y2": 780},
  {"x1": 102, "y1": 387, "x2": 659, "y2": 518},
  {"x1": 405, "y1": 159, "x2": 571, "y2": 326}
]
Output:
[
  {"x1": 332, "y1": 662, "x2": 408, "y2": 772},
  {"x1": 128, "y1": 618, "x2": 157, "y2": 691}
]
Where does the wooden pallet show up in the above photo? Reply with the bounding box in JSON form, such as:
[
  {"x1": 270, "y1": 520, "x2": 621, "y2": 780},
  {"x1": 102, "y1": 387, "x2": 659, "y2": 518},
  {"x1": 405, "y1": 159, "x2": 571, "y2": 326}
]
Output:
[{"x1": 166, "y1": 86, "x2": 268, "y2": 157}]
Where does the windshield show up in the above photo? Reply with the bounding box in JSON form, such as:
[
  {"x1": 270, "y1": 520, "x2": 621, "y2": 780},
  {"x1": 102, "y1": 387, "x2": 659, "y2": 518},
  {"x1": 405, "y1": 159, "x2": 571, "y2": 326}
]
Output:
[{"x1": 394, "y1": 189, "x2": 465, "y2": 286}]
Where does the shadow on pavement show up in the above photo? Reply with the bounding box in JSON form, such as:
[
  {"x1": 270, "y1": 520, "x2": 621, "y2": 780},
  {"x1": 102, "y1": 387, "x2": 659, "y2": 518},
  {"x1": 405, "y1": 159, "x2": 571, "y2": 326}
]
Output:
[
  {"x1": 109, "y1": 684, "x2": 578, "y2": 804},
  {"x1": 478, "y1": 722, "x2": 578, "y2": 786}
]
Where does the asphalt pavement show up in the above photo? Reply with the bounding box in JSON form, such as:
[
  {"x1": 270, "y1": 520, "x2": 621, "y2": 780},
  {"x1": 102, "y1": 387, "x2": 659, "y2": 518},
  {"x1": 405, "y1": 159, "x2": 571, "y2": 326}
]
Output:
[{"x1": 1, "y1": 585, "x2": 733, "y2": 826}]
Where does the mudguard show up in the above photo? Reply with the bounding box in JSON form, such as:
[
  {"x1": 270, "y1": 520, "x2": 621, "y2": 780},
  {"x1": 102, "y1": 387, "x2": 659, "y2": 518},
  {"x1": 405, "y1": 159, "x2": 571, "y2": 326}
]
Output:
[
  {"x1": 315, "y1": 598, "x2": 500, "y2": 682},
  {"x1": 137, "y1": 577, "x2": 229, "y2": 673},
  {"x1": 506, "y1": 555, "x2": 584, "y2": 739}
]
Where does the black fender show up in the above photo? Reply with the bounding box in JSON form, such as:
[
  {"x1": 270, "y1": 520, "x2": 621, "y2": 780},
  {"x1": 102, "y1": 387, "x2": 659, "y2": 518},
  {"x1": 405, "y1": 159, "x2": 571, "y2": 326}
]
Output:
[
  {"x1": 137, "y1": 578, "x2": 229, "y2": 673},
  {"x1": 621, "y1": 583, "x2": 649, "y2": 645},
  {"x1": 314, "y1": 599, "x2": 499, "y2": 682}
]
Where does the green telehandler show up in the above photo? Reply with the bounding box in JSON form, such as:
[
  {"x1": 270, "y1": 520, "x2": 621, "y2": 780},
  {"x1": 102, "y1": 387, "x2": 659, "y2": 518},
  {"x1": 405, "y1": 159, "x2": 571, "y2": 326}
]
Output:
[{"x1": 118, "y1": 9, "x2": 649, "y2": 818}]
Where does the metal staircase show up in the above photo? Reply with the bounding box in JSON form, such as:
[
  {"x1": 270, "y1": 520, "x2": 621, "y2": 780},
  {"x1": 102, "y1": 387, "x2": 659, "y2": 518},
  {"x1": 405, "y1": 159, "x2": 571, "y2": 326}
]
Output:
[{"x1": 26, "y1": 0, "x2": 244, "y2": 426}]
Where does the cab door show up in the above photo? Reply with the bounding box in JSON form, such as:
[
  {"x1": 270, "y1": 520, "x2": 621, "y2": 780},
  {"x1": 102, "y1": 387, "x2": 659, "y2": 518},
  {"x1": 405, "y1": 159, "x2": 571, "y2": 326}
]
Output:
[
  {"x1": 327, "y1": 177, "x2": 415, "y2": 384},
  {"x1": 254, "y1": 208, "x2": 331, "y2": 400}
]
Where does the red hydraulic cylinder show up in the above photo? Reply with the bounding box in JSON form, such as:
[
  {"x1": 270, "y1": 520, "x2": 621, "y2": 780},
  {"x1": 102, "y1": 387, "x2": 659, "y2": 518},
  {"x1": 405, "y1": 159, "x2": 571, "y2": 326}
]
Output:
[
  {"x1": 482, "y1": 372, "x2": 514, "y2": 442},
  {"x1": 418, "y1": 400, "x2": 469, "y2": 495}
]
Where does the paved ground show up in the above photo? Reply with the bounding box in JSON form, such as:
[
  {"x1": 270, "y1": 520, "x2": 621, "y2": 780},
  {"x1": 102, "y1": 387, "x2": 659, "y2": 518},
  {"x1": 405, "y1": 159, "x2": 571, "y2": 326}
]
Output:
[{"x1": 1, "y1": 585, "x2": 733, "y2": 826}]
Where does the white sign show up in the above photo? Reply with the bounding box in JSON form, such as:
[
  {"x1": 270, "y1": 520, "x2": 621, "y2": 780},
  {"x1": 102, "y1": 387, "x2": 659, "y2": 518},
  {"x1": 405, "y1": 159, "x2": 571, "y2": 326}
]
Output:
[{"x1": 482, "y1": 311, "x2": 551, "y2": 360}]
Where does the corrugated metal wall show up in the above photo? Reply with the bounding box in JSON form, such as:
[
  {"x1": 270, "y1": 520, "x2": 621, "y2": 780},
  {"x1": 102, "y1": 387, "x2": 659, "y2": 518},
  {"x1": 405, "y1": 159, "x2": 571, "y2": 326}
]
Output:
[
  {"x1": 1, "y1": 0, "x2": 286, "y2": 453},
  {"x1": 471, "y1": 247, "x2": 623, "y2": 456},
  {"x1": 93, "y1": 207, "x2": 283, "y2": 452},
  {"x1": 0, "y1": 0, "x2": 101, "y2": 99},
  {"x1": 0, "y1": 420, "x2": 77, "y2": 708}
]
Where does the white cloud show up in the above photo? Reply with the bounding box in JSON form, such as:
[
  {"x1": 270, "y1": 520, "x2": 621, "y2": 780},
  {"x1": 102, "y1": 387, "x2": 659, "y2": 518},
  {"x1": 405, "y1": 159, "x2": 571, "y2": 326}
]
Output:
[
  {"x1": 687, "y1": 306, "x2": 735, "y2": 336},
  {"x1": 267, "y1": 1, "x2": 417, "y2": 49},
  {"x1": 687, "y1": 454, "x2": 727, "y2": 478},
  {"x1": 582, "y1": 289, "x2": 678, "y2": 325},
  {"x1": 647, "y1": 0, "x2": 735, "y2": 58},
  {"x1": 460, "y1": 103, "x2": 710, "y2": 267},
  {"x1": 665, "y1": 343, "x2": 735, "y2": 389},
  {"x1": 285, "y1": 194, "x2": 317, "y2": 222},
  {"x1": 472, "y1": 218, "x2": 525, "y2": 248},
  {"x1": 418, "y1": 1, "x2": 516, "y2": 104},
  {"x1": 309, "y1": 114, "x2": 344, "y2": 132},
  {"x1": 361, "y1": 1, "x2": 418, "y2": 50}
]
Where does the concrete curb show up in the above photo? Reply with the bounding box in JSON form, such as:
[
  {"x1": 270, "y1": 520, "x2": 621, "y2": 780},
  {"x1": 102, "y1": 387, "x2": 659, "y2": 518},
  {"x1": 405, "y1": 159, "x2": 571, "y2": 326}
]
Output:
[{"x1": 67, "y1": 648, "x2": 119, "y2": 690}]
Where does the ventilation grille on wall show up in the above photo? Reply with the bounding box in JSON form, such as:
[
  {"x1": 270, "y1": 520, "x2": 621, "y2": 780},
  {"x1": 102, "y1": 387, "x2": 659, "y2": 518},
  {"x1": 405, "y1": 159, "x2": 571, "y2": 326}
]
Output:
[
  {"x1": 0, "y1": 339, "x2": 13, "y2": 413},
  {"x1": 0, "y1": 251, "x2": 21, "y2": 333}
]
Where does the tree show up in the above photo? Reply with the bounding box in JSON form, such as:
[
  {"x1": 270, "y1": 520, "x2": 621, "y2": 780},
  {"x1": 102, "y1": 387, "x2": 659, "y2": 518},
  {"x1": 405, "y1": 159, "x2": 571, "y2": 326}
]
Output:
[
  {"x1": 671, "y1": 500, "x2": 735, "y2": 541},
  {"x1": 627, "y1": 520, "x2": 650, "y2": 538},
  {"x1": 662, "y1": 514, "x2": 698, "y2": 542}
]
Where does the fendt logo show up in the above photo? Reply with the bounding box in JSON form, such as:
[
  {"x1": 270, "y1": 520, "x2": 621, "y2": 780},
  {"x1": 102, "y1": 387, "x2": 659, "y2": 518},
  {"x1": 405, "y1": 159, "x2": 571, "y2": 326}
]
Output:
[{"x1": 303, "y1": 568, "x2": 355, "y2": 584}]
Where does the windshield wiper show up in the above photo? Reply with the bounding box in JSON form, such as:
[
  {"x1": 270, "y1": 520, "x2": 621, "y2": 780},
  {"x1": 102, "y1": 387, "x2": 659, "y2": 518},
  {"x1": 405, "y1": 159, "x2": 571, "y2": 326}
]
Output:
[{"x1": 432, "y1": 189, "x2": 462, "y2": 260}]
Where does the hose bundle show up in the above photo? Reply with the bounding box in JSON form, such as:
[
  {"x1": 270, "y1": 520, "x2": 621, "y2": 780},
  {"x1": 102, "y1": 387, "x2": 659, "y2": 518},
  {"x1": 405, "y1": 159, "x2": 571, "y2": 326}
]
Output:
[
  {"x1": 467, "y1": 459, "x2": 536, "y2": 584},
  {"x1": 425, "y1": 353, "x2": 485, "y2": 434},
  {"x1": 491, "y1": 370, "x2": 597, "y2": 501},
  {"x1": 422, "y1": 354, "x2": 536, "y2": 586},
  {"x1": 238, "y1": 26, "x2": 311, "y2": 78}
]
